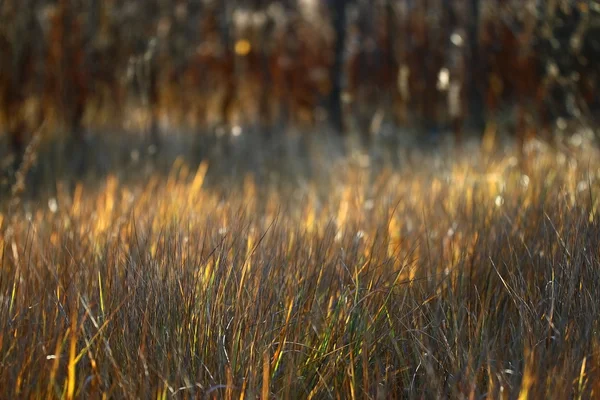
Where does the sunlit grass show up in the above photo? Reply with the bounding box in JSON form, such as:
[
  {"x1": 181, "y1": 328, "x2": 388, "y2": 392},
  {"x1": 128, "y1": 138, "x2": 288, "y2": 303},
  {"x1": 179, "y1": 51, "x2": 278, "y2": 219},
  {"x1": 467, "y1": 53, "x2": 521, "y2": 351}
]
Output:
[{"x1": 1, "y1": 142, "x2": 600, "y2": 398}]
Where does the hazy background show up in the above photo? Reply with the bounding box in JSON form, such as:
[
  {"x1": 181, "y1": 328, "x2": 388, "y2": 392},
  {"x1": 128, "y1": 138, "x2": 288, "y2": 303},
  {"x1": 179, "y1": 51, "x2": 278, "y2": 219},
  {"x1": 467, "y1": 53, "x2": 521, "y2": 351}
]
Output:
[{"x1": 1, "y1": 0, "x2": 600, "y2": 187}]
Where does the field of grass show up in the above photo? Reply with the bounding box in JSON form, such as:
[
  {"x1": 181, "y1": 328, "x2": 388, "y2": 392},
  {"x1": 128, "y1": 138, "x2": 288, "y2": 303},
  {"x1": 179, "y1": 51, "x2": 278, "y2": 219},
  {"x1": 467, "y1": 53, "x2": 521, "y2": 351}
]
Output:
[{"x1": 1, "y1": 137, "x2": 600, "y2": 399}]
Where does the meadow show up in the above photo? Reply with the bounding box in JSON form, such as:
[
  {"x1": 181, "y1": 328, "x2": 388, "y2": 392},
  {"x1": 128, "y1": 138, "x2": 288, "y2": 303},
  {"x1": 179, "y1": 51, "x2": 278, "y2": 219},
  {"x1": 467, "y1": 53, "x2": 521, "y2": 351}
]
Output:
[{"x1": 1, "y1": 135, "x2": 600, "y2": 399}]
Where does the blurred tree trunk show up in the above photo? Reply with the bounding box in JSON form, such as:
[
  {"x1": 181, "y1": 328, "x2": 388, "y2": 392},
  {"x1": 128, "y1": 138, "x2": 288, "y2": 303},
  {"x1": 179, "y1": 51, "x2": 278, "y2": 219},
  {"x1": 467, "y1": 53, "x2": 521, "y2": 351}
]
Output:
[
  {"x1": 147, "y1": 40, "x2": 161, "y2": 153},
  {"x1": 329, "y1": 0, "x2": 347, "y2": 135},
  {"x1": 48, "y1": 0, "x2": 89, "y2": 173},
  {"x1": 218, "y1": 1, "x2": 235, "y2": 127},
  {"x1": 468, "y1": 0, "x2": 485, "y2": 132},
  {"x1": 2, "y1": 1, "x2": 40, "y2": 174},
  {"x1": 258, "y1": 16, "x2": 274, "y2": 140}
]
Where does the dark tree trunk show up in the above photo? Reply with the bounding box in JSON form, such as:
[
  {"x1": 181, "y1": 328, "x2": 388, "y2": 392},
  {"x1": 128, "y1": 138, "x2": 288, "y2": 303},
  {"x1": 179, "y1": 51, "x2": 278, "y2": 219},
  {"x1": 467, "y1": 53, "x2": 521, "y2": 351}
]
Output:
[
  {"x1": 329, "y1": 0, "x2": 347, "y2": 135},
  {"x1": 468, "y1": 0, "x2": 485, "y2": 133},
  {"x1": 259, "y1": 50, "x2": 273, "y2": 139},
  {"x1": 147, "y1": 41, "x2": 161, "y2": 153},
  {"x1": 3, "y1": 1, "x2": 38, "y2": 174}
]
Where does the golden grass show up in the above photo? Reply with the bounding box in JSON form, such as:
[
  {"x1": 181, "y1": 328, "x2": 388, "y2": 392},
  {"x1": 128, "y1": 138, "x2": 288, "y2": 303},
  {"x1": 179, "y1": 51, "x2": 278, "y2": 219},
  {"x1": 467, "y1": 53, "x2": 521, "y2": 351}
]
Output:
[{"x1": 1, "y1": 142, "x2": 600, "y2": 398}]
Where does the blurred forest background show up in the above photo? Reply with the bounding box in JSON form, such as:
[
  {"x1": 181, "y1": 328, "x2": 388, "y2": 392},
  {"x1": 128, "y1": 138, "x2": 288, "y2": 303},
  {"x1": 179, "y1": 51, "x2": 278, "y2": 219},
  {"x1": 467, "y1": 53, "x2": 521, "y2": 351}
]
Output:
[{"x1": 1, "y1": 0, "x2": 600, "y2": 183}]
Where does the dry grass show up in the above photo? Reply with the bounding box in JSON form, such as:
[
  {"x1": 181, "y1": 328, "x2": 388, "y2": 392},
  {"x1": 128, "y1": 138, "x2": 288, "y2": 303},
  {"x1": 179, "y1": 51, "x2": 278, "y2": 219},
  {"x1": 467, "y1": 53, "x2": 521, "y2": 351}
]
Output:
[{"x1": 1, "y1": 140, "x2": 600, "y2": 399}]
